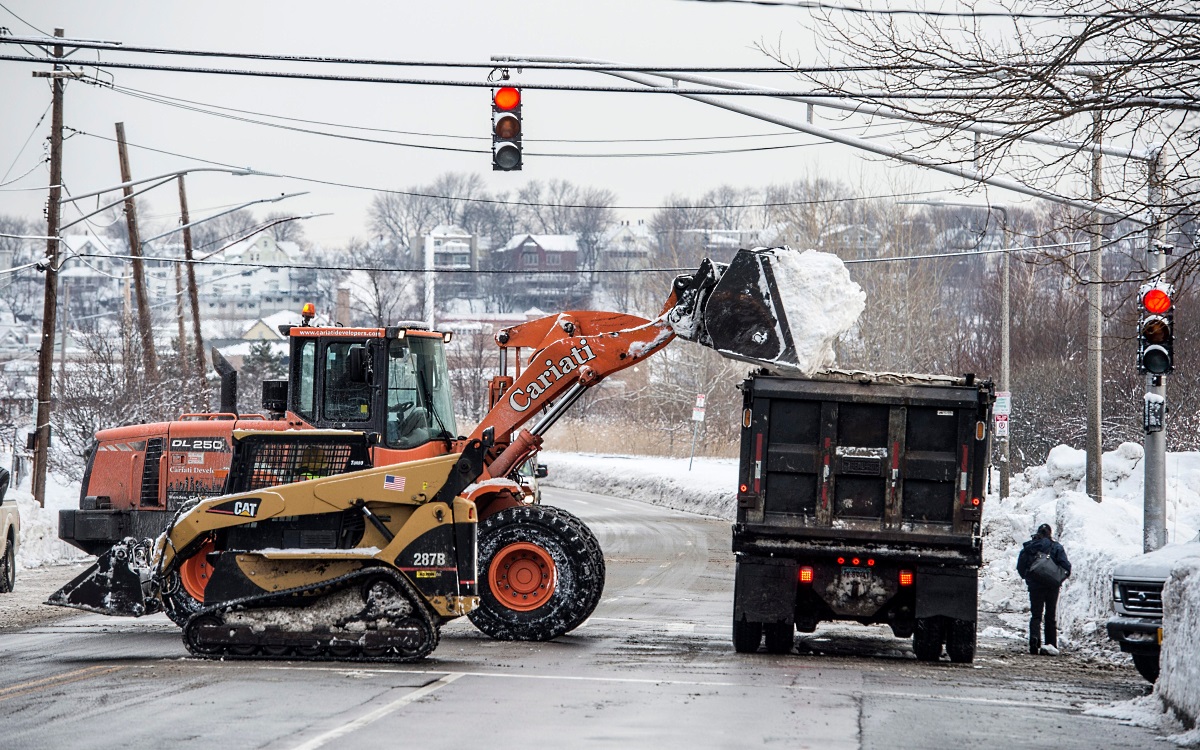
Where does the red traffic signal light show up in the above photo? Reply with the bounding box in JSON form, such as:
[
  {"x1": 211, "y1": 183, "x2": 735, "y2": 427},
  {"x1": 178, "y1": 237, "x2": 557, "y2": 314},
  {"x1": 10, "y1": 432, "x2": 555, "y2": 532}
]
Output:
[
  {"x1": 491, "y1": 87, "x2": 522, "y2": 171},
  {"x1": 1138, "y1": 282, "x2": 1175, "y2": 375},
  {"x1": 493, "y1": 87, "x2": 521, "y2": 111},
  {"x1": 1143, "y1": 287, "x2": 1172, "y2": 315}
]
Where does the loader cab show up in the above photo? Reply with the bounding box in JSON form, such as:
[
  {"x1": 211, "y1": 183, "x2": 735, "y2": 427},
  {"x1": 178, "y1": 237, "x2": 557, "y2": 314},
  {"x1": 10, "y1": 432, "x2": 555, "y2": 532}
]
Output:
[{"x1": 286, "y1": 326, "x2": 457, "y2": 452}]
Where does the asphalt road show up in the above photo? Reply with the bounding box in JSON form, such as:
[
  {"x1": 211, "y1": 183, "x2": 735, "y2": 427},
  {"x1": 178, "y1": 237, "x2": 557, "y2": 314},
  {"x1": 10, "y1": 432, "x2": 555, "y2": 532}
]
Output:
[{"x1": 0, "y1": 486, "x2": 1163, "y2": 749}]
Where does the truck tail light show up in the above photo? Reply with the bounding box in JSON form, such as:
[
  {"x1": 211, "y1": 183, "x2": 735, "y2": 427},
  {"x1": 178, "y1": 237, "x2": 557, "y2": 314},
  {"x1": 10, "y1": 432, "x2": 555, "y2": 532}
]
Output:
[
  {"x1": 851, "y1": 557, "x2": 860, "y2": 566},
  {"x1": 799, "y1": 566, "x2": 814, "y2": 584},
  {"x1": 867, "y1": 558, "x2": 875, "y2": 567},
  {"x1": 899, "y1": 570, "x2": 914, "y2": 587},
  {"x1": 837, "y1": 556, "x2": 845, "y2": 565}
]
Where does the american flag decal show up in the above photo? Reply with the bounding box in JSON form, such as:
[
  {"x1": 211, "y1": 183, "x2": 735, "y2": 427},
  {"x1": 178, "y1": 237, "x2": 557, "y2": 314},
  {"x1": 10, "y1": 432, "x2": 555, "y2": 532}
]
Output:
[{"x1": 383, "y1": 474, "x2": 407, "y2": 491}]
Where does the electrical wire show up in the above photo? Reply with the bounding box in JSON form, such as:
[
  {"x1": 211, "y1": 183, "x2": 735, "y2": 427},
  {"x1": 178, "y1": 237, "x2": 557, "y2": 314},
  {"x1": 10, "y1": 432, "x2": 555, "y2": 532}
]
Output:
[
  {"x1": 2, "y1": 32, "x2": 1196, "y2": 72},
  {"x1": 65, "y1": 127, "x2": 962, "y2": 211},
  {"x1": 6, "y1": 53, "x2": 1191, "y2": 105},
  {"x1": 0, "y1": 159, "x2": 47, "y2": 189},
  {"x1": 105, "y1": 81, "x2": 815, "y2": 145},
  {"x1": 0, "y1": 2, "x2": 50, "y2": 36},
  {"x1": 1, "y1": 100, "x2": 50, "y2": 183}
]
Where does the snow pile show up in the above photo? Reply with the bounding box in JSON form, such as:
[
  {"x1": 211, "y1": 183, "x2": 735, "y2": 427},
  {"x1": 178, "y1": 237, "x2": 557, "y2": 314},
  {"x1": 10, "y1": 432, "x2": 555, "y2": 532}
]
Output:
[
  {"x1": 540, "y1": 452, "x2": 737, "y2": 520},
  {"x1": 981, "y1": 443, "x2": 1200, "y2": 655},
  {"x1": 1159, "y1": 558, "x2": 1200, "y2": 731},
  {"x1": 10, "y1": 473, "x2": 90, "y2": 569},
  {"x1": 766, "y1": 248, "x2": 866, "y2": 374}
]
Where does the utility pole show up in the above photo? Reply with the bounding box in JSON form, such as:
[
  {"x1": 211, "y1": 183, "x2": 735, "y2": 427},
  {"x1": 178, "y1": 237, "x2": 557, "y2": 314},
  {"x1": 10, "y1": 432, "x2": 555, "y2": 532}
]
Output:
[
  {"x1": 1085, "y1": 75, "x2": 1104, "y2": 502},
  {"x1": 1144, "y1": 148, "x2": 1168, "y2": 552},
  {"x1": 998, "y1": 208, "x2": 1012, "y2": 501},
  {"x1": 115, "y1": 122, "x2": 159, "y2": 381},
  {"x1": 178, "y1": 175, "x2": 207, "y2": 405},
  {"x1": 31, "y1": 28, "x2": 66, "y2": 507}
]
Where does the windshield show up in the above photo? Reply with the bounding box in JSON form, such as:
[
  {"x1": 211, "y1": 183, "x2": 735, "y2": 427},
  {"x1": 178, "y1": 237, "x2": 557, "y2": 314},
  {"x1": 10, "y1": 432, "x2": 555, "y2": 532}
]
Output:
[{"x1": 386, "y1": 337, "x2": 457, "y2": 448}]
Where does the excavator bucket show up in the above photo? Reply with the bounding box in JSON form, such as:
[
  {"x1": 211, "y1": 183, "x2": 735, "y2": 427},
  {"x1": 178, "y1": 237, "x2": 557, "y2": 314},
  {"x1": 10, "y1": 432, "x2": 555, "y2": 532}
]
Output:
[
  {"x1": 671, "y1": 246, "x2": 864, "y2": 372},
  {"x1": 47, "y1": 538, "x2": 160, "y2": 617}
]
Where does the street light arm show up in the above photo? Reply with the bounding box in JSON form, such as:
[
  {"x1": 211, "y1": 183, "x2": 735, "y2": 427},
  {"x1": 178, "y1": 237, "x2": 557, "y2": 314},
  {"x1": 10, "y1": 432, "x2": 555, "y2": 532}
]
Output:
[
  {"x1": 59, "y1": 175, "x2": 178, "y2": 231},
  {"x1": 140, "y1": 191, "x2": 309, "y2": 246},
  {"x1": 59, "y1": 167, "x2": 254, "y2": 204}
]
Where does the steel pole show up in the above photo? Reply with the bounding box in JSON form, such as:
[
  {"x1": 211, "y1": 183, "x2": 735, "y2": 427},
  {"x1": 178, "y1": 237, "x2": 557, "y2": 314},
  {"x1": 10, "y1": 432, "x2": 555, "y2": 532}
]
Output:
[
  {"x1": 1144, "y1": 149, "x2": 1168, "y2": 551},
  {"x1": 1085, "y1": 79, "x2": 1104, "y2": 502},
  {"x1": 999, "y1": 208, "x2": 1011, "y2": 501}
]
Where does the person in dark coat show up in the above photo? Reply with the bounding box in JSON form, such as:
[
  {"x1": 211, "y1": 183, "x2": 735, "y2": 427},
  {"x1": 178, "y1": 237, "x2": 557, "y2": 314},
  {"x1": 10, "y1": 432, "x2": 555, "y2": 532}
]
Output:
[{"x1": 1016, "y1": 523, "x2": 1072, "y2": 655}]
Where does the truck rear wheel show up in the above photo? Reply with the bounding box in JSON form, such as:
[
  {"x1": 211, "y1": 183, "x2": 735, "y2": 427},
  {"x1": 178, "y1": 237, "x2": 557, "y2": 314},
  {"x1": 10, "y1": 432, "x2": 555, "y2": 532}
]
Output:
[
  {"x1": 1132, "y1": 652, "x2": 1160, "y2": 683},
  {"x1": 733, "y1": 618, "x2": 763, "y2": 653},
  {"x1": 912, "y1": 616, "x2": 944, "y2": 661},
  {"x1": 945, "y1": 618, "x2": 976, "y2": 663},
  {"x1": 469, "y1": 505, "x2": 603, "y2": 641},
  {"x1": 764, "y1": 622, "x2": 793, "y2": 654}
]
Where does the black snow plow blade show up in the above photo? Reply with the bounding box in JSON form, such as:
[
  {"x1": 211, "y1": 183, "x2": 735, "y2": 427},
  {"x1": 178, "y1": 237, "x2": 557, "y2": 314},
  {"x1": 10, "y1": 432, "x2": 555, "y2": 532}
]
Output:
[
  {"x1": 671, "y1": 247, "x2": 799, "y2": 369},
  {"x1": 47, "y1": 537, "x2": 161, "y2": 617}
]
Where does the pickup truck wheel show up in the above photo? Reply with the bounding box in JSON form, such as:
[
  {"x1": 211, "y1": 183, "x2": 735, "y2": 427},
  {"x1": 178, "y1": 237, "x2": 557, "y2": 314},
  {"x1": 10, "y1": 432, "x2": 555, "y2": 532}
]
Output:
[
  {"x1": 945, "y1": 618, "x2": 976, "y2": 663},
  {"x1": 469, "y1": 505, "x2": 601, "y2": 641},
  {"x1": 764, "y1": 622, "x2": 794, "y2": 654},
  {"x1": 1132, "y1": 652, "x2": 1160, "y2": 683},
  {"x1": 733, "y1": 618, "x2": 763, "y2": 653},
  {"x1": 0, "y1": 535, "x2": 14, "y2": 593},
  {"x1": 912, "y1": 616, "x2": 944, "y2": 661}
]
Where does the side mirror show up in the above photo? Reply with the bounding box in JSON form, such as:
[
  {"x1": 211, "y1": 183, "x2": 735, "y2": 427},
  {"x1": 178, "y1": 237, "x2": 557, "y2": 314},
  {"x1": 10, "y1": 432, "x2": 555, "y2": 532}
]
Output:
[{"x1": 535, "y1": 464, "x2": 548, "y2": 478}]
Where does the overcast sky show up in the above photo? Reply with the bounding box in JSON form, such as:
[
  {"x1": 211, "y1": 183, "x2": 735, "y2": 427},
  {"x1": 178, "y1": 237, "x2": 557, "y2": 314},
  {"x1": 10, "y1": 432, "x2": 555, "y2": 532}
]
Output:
[{"x1": 0, "y1": 0, "x2": 973, "y2": 248}]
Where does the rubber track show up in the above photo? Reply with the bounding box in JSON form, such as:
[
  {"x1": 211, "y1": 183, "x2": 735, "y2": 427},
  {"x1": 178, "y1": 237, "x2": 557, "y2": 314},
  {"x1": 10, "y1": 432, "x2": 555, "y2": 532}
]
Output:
[{"x1": 181, "y1": 568, "x2": 440, "y2": 663}]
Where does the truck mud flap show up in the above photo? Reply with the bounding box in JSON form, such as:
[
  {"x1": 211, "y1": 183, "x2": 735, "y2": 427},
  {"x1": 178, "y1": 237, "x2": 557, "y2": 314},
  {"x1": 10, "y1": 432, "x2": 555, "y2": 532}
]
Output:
[
  {"x1": 734, "y1": 556, "x2": 797, "y2": 624},
  {"x1": 914, "y1": 566, "x2": 978, "y2": 622}
]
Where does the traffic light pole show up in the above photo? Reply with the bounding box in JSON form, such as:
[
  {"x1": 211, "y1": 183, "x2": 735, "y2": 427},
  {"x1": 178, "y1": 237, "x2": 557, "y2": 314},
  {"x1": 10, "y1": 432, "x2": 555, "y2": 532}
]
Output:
[{"x1": 1144, "y1": 149, "x2": 1168, "y2": 553}]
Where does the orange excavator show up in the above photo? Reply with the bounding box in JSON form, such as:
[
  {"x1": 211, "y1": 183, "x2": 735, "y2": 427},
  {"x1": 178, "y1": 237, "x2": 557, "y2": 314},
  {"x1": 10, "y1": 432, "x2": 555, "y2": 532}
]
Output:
[{"x1": 50, "y1": 247, "x2": 807, "y2": 655}]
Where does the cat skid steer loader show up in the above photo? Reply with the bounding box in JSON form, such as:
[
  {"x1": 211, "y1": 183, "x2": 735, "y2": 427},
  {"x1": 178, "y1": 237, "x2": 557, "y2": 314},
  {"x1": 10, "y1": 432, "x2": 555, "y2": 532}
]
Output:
[{"x1": 51, "y1": 247, "x2": 808, "y2": 660}]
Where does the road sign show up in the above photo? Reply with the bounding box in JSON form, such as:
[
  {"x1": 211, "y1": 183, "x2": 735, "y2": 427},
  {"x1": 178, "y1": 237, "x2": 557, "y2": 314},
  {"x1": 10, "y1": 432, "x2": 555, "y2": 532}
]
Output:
[
  {"x1": 692, "y1": 393, "x2": 706, "y2": 422},
  {"x1": 994, "y1": 392, "x2": 1011, "y2": 416},
  {"x1": 994, "y1": 413, "x2": 1009, "y2": 437}
]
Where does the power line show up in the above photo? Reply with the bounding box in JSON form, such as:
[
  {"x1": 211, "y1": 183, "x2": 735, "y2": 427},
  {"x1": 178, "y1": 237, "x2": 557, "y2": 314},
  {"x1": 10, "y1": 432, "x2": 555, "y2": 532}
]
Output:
[
  {"x1": 105, "y1": 81, "x2": 815, "y2": 145},
  {"x1": 0, "y1": 2, "x2": 50, "y2": 36},
  {"x1": 6, "y1": 53, "x2": 1193, "y2": 105},
  {"x1": 1, "y1": 100, "x2": 50, "y2": 183},
  {"x1": 89, "y1": 85, "x2": 937, "y2": 157},
  {"x1": 2, "y1": 32, "x2": 1195, "y2": 72},
  {"x1": 66, "y1": 126, "x2": 963, "y2": 211}
]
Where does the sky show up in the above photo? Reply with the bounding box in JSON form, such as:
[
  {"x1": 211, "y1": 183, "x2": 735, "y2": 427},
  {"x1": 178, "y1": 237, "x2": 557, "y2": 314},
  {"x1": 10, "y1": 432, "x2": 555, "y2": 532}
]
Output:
[{"x1": 0, "y1": 1, "x2": 1012, "y2": 249}]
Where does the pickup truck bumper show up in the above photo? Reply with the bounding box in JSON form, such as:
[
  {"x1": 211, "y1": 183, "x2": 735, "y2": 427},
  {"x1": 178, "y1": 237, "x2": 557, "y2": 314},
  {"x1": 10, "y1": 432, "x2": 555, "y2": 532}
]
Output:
[{"x1": 1106, "y1": 615, "x2": 1162, "y2": 656}]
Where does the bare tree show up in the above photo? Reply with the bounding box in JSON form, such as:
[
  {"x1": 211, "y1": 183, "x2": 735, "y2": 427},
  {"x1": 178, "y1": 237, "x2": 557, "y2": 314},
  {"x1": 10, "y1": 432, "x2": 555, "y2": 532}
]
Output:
[{"x1": 775, "y1": 1, "x2": 1199, "y2": 275}]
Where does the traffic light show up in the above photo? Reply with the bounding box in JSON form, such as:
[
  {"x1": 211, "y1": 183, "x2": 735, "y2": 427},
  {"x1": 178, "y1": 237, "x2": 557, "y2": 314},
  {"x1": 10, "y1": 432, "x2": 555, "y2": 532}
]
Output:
[
  {"x1": 1138, "y1": 281, "x2": 1175, "y2": 375},
  {"x1": 491, "y1": 86, "x2": 522, "y2": 171}
]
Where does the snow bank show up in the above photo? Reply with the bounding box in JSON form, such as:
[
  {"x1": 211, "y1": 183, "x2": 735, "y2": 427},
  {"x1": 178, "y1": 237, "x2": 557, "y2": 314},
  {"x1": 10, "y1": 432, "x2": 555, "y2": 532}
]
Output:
[
  {"x1": 540, "y1": 452, "x2": 737, "y2": 520},
  {"x1": 1159, "y1": 558, "x2": 1200, "y2": 731},
  {"x1": 2, "y1": 459, "x2": 91, "y2": 569}
]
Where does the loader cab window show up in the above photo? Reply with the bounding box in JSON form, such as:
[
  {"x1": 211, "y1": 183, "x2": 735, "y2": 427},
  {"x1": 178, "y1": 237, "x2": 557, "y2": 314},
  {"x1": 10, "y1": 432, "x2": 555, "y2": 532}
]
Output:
[
  {"x1": 323, "y1": 342, "x2": 372, "y2": 423},
  {"x1": 386, "y1": 337, "x2": 457, "y2": 449},
  {"x1": 294, "y1": 339, "x2": 317, "y2": 421}
]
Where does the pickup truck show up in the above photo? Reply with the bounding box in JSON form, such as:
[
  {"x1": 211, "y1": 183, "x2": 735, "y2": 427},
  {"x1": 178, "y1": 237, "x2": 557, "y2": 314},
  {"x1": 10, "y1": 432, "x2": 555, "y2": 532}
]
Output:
[
  {"x1": 0, "y1": 467, "x2": 17, "y2": 593},
  {"x1": 1106, "y1": 534, "x2": 1200, "y2": 683},
  {"x1": 731, "y1": 369, "x2": 993, "y2": 662}
]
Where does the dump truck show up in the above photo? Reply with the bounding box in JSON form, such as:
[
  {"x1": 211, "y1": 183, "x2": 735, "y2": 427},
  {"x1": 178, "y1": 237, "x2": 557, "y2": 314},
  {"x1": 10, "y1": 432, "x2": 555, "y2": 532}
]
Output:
[
  {"x1": 52, "y1": 247, "x2": 829, "y2": 659},
  {"x1": 731, "y1": 369, "x2": 994, "y2": 662}
]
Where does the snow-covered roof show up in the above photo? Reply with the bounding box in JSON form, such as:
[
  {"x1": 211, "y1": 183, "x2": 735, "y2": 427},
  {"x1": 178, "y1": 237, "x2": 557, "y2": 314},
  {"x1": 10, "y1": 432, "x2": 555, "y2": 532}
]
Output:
[
  {"x1": 430, "y1": 224, "x2": 470, "y2": 238},
  {"x1": 500, "y1": 234, "x2": 579, "y2": 254}
]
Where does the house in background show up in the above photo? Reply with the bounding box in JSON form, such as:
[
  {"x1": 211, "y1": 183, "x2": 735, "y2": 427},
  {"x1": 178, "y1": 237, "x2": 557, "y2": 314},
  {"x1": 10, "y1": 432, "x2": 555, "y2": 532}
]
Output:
[
  {"x1": 413, "y1": 225, "x2": 478, "y2": 301},
  {"x1": 495, "y1": 234, "x2": 583, "y2": 308}
]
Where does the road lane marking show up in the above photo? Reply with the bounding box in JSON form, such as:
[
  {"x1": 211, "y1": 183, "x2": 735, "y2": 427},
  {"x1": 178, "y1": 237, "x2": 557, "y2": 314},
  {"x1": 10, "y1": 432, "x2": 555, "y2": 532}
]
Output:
[
  {"x1": 288, "y1": 673, "x2": 462, "y2": 750},
  {"x1": 0, "y1": 666, "x2": 125, "y2": 703}
]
